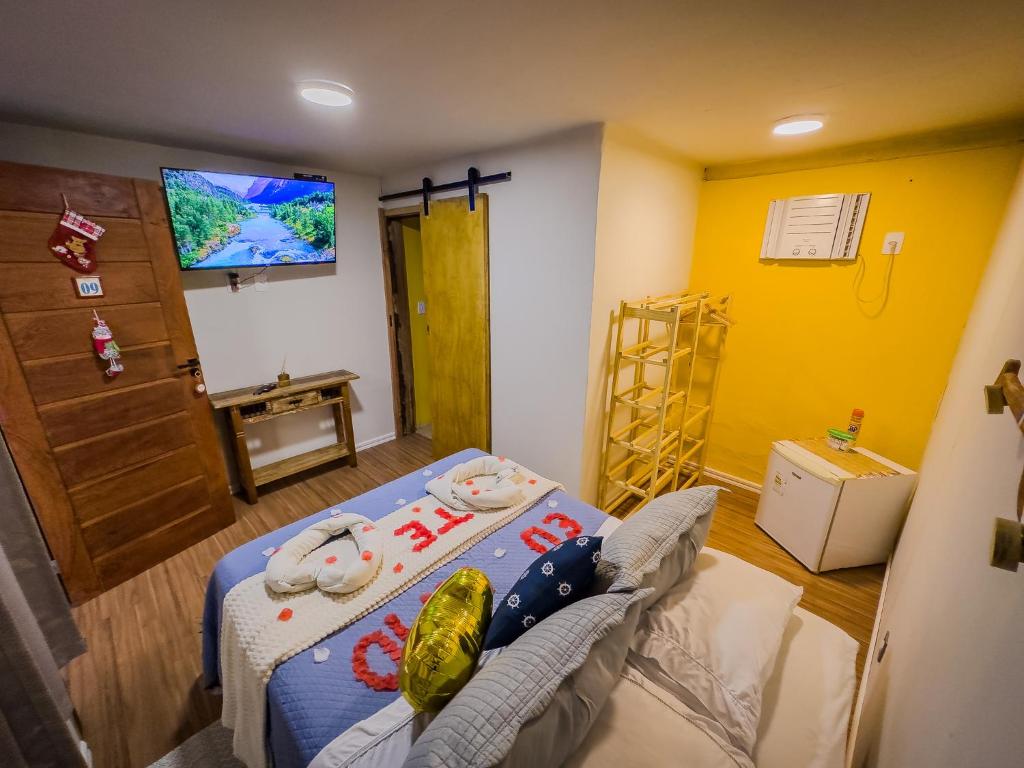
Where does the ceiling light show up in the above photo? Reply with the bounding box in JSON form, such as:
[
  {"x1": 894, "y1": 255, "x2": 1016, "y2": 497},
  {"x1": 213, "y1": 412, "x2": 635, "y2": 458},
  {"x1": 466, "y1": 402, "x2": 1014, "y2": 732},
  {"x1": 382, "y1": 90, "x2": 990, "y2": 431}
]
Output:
[
  {"x1": 773, "y1": 116, "x2": 824, "y2": 136},
  {"x1": 298, "y1": 80, "x2": 354, "y2": 107}
]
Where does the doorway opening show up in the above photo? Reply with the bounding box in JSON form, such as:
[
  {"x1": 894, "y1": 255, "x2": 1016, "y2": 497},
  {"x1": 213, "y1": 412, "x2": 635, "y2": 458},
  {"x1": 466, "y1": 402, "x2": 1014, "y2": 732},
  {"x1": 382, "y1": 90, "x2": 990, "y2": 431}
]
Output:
[
  {"x1": 378, "y1": 196, "x2": 491, "y2": 459},
  {"x1": 381, "y1": 208, "x2": 432, "y2": 439}
]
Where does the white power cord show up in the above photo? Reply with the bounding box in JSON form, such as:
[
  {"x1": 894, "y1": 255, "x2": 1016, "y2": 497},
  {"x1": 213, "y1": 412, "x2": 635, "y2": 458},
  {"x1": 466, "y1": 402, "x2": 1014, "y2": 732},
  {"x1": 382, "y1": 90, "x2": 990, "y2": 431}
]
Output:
[{"x1": 853, "y1": 240, "x2": 898, "y2": 317}]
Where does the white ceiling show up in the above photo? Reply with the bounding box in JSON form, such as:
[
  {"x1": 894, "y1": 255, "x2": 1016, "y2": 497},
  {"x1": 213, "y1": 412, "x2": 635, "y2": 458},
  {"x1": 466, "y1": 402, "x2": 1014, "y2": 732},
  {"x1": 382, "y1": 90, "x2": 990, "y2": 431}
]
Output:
[{"x1": 2, "y1": 0, "x2": 1022, "y2": 175}]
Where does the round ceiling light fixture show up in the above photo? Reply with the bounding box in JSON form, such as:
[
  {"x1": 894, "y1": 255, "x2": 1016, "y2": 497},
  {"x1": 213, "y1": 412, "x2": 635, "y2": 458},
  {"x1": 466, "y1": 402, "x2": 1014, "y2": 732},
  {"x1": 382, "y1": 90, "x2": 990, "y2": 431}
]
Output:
[
  {"x1": 298, "y1": 80, "x2": 354, "y2": 107},
  {"x1": 772, "y1": 115, "x2": 824, "y2": 136}
]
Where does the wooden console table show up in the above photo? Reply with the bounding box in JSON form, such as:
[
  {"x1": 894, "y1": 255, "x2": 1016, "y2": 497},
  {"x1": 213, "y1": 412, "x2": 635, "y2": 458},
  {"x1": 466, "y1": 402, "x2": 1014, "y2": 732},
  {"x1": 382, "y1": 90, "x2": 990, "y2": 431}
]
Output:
[{"x1": 209, "y1": 370, "x2": 358, "y2": 504}]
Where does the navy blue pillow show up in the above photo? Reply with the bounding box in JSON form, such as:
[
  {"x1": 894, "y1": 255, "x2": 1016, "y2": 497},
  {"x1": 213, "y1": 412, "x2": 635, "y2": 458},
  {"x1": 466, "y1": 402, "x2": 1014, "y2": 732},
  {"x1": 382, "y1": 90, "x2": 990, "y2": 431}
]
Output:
[{"x1": 483, "y1": 535, "x2": 603, "y2": 650}]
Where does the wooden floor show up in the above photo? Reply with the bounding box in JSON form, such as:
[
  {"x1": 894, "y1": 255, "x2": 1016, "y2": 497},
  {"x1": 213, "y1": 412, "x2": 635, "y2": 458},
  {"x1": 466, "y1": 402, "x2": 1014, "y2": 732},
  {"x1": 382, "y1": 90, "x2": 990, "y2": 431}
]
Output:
[{"x1": 67, "y1": 435, "x2": 882, "y2": 768}]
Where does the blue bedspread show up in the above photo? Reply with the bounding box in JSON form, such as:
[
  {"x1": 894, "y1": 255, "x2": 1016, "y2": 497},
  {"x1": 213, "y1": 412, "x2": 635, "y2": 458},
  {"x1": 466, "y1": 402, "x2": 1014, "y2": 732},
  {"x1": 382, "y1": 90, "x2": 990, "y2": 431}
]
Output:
[{"x1": 202, "y1": 449, "x2": 608, "y2": 768}]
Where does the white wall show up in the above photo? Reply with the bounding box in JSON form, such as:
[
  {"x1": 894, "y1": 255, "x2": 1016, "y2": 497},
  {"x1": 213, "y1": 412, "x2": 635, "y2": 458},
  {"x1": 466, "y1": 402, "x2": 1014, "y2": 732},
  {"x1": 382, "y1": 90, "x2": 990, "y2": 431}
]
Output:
[
  {"x1": 851, "y1": 160, "x2": 1024, "y2": 765},
  {"x1": 0, "y1": 121, "x2": 394, "y2": 479},
  {"x1": 382, "y1": 125, "x2": 604, "y2": 494},
  {"x1": 578, "y1": 126, "x2": 703, "y2": 502}
]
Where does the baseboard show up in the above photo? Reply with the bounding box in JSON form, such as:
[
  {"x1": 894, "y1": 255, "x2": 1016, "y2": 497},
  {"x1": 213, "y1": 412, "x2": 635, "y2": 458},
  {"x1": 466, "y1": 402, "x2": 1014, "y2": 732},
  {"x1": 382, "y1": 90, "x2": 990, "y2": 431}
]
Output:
[
  {"x1": 702, "y1": 466, "x2": 762, "y2": 495},
  {"x1": 683, "y1": 463, "x2": 763, "y2": 507},
  {"x1": 356, "y1": 432, "x2": 396, "y2": 451}
]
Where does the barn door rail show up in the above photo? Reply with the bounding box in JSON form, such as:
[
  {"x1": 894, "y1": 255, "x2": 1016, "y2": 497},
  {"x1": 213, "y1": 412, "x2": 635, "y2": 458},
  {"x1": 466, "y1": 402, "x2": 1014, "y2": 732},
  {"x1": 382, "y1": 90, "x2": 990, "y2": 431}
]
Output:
[{"x1": 378, "y1": 167, "x2": 510, "y2": 215}]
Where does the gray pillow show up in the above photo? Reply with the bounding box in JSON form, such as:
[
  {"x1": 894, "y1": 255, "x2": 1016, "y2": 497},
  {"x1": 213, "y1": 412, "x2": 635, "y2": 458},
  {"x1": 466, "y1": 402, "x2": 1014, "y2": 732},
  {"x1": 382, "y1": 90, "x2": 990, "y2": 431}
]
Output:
[
  {"x1": 402, "y1": 588, "x2": 651, "y2": 768},
  {"x1": 598, "y1": 486, "x2": 719, "y2": 607}
]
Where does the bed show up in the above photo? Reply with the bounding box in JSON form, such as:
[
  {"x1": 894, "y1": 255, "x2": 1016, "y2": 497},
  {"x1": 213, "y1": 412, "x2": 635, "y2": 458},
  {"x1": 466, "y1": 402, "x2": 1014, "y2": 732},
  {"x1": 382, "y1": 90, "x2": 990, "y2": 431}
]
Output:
[
  {"x1": 203, "y1": 449, "x2": 611, "y2": 768},
  {"x1": 204, "y1": 448, "x2": 856, "y2": 768}
]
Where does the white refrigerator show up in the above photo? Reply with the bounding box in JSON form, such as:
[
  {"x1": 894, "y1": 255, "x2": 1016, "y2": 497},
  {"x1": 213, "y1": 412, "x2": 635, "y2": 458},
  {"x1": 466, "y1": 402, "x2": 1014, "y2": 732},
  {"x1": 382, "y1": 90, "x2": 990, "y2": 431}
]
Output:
[{"x1": 754, "y1": 440, "x2": 917, "y2": 573}]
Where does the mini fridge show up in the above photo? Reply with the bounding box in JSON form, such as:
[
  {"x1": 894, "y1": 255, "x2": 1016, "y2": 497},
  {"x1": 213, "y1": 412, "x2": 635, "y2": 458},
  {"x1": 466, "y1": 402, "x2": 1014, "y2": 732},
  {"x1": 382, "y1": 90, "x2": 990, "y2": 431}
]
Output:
[{"x1": 754, "y1": 440, "x2": 917, "y2": 573}]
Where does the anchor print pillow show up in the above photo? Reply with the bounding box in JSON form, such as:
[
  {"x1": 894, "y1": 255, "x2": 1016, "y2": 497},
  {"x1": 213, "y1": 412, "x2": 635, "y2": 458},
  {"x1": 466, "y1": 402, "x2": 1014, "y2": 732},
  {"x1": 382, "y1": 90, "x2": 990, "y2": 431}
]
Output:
[{"x1": 483, "y1": 536, "x2": 603, "y2": 650}]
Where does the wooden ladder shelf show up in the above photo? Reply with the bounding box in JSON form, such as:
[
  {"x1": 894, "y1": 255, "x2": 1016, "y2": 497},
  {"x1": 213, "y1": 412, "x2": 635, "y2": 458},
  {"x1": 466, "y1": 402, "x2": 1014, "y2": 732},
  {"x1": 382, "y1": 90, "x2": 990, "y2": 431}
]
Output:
[{"x1": 597, "y1": 292, "x2": 732, "y2": 517}]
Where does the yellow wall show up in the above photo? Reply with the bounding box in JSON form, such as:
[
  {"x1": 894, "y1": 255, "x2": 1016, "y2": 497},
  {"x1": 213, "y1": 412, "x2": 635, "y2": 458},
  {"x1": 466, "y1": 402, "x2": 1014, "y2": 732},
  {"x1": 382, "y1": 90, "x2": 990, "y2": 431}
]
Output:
[
  {"x1": 402, "y1": 222, "x2": 432, "y2": 427},
  {"x1": 690, "y1": 144, "x2": 1024, "y2": 484}
]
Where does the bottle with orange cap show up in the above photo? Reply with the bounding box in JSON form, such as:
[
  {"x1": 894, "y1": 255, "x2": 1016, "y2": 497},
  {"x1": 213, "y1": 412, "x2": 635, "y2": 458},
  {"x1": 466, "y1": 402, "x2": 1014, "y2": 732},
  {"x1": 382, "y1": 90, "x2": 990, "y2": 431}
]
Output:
[{"x1": 847, "y1": 408, "x2": 865, "y2": 447}]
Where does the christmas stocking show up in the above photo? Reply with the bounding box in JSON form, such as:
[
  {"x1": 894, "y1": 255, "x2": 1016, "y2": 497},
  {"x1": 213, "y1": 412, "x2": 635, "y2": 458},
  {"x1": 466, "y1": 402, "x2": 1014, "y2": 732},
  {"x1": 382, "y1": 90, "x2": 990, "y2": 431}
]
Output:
[{"x1": 49, "y1": 209, "x2": 105, "y2": 273}]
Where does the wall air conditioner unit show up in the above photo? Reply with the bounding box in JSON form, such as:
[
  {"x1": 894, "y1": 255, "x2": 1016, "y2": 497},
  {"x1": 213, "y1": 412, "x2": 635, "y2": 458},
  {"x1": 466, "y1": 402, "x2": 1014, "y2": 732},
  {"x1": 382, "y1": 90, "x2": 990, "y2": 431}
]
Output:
[{"x1": 760, "y1": 192, "x2": 870, "y2": 261}]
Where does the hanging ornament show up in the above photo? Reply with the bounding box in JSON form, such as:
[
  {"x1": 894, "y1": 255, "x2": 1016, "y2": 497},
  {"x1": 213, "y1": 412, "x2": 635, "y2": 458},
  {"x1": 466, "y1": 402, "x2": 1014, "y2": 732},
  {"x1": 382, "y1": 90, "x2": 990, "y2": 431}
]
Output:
[
  {"x1": 91, "y1": 311, "x2": 124, "y2": 378},
  {"x1": 49, "y1": 197, "x2": 105, "y2": 273}
]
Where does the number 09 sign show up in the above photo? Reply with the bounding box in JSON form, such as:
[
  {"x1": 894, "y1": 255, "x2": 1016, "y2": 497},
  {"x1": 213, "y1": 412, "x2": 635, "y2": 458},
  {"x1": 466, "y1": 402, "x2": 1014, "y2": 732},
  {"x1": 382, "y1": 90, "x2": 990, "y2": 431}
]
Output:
[{"x1": 74, "y1": 275, "x2": 103, "y2": 298}]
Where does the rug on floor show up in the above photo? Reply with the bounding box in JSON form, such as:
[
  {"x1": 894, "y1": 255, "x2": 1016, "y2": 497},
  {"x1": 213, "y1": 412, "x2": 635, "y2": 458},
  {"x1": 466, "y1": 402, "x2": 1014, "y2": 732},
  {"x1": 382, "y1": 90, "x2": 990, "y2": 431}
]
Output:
[{"x1": 149, "y1": 723, "x2": 242, "y2": 768}]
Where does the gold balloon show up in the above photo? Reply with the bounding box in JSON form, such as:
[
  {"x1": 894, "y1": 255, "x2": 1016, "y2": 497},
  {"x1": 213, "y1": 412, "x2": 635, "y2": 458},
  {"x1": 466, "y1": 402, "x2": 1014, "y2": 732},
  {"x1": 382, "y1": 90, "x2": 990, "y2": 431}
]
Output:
[{"x1": 399, "y1": 567, "x2": 493, "y2": 713}]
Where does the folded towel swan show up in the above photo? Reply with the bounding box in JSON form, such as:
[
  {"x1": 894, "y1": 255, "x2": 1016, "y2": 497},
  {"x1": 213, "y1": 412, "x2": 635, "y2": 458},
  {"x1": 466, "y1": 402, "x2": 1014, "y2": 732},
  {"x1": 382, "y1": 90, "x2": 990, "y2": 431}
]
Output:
[
  {"x1": 425, "y1": 455, "x2": 527, "y2": 511},
  {"x1": 265, "y1": 513, "x2": 383, "y2": 595}
]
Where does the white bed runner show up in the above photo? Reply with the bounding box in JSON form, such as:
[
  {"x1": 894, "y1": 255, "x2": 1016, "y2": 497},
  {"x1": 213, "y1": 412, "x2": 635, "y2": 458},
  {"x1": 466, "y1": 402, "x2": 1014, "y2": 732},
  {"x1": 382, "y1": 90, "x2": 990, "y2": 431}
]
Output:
[{"x1": 220, "y1": 457, "x2": 560, "y2": 768}]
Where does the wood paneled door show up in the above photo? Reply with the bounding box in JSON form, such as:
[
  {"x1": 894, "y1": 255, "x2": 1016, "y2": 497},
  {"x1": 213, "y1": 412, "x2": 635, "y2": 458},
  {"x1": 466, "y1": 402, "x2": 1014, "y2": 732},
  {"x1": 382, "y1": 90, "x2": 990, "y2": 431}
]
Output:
[
  {"x1": 419, "y1": 196, "x2": 491, "y2": 458},
  {"x1": 0, "y1": 161, "x2": 234, "y2": 604}
]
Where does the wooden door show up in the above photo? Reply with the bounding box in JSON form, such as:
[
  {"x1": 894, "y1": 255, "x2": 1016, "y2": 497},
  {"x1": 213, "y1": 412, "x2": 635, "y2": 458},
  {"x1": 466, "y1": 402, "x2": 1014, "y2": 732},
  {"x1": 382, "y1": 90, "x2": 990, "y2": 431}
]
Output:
[
  {"x1": 0, "y1": 161, "x2": 234, "y2": 604},
  {"x1": 420, "y1": 195, "x2": 490, "y2": 458}
]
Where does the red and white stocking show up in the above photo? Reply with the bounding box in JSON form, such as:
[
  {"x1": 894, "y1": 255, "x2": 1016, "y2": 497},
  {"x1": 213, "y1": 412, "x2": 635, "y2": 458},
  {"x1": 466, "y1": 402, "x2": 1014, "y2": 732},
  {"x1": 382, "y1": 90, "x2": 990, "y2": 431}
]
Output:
[
  {"x1": 92, "y1": 312, "x2": 124, "y2": 377},
  {"x1": 49, "y1": 209, "x2": 105, "y2": 273}
]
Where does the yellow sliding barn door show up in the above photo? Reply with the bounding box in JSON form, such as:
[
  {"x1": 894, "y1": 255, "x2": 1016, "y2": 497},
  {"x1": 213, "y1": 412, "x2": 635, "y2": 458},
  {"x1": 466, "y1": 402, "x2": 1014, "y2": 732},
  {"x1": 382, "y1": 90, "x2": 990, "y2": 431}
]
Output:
[{"x1": 420, "y1": 195, "x2": 491, "y2": 458}]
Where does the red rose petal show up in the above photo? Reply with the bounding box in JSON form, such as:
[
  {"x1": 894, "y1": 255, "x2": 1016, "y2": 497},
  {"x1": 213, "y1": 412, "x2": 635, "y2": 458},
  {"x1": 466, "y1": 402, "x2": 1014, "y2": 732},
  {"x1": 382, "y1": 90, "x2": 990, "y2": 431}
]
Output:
[
  {"x1": 325, "y1": 555, "x2": 338, "y2": 564},
  {"x1": 393, "y1": 562, "x2": 404, "y2": 574},
  {"x1": 361, "y1": 551, "x2": 373, "y2": 561},
  {"x1": 528, "y1": 478, "x2": 537, "y2": 485},
  {"x1": 278, "y1": 608, "x2": 293, "y2": 622},
  {"x1": 362, "y1": 524, "x2": 374, "y2": 532},
  {"x1": 465, "y1": 479, "x2": 474, "y2": 486},
  {"x1": 420, "y1": 593, "x2": 430, "y2": 604},
  {"x1": 472, "y1": 489, "x2": 480, "y2": 495},
  {"x1": 412, "y1": 506, "x2": 421, "y2": 513}
]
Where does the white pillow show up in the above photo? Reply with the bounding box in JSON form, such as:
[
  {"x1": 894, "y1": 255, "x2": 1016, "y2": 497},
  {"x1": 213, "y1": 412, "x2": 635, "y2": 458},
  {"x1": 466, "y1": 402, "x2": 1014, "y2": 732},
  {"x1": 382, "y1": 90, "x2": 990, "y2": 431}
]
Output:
[{"x1": 629, "y1": 548, "x2": 802, "y2": 756}]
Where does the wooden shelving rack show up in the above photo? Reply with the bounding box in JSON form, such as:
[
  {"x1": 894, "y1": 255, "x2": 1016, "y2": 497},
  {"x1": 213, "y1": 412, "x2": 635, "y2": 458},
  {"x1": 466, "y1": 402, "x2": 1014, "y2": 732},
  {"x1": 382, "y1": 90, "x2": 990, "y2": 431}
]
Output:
[{"x1": 597, "y1": 291, "x2": 732, "y2": 517}]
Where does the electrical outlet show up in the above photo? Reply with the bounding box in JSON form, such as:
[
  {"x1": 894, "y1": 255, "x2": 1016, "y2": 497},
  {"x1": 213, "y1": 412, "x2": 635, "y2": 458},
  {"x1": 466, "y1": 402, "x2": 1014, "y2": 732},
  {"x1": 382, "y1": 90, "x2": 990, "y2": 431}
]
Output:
[{"x1": 881, "y1": 232, "x2": 904, "y2": 255}]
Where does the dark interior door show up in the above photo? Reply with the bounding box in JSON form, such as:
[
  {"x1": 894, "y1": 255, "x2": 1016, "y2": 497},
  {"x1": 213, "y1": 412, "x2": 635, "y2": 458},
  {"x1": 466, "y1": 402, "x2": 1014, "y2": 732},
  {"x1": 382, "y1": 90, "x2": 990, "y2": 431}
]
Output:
[{"x1": 0, "y1": 160, "x2": 234, "y2": 603}]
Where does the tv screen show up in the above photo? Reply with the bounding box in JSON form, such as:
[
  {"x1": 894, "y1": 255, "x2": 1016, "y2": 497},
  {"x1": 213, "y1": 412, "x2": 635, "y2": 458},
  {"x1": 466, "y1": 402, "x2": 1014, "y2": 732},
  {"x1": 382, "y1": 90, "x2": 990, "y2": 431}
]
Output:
[{"x1": 161, "y1": 168, "x2": 336, "y2": 270}]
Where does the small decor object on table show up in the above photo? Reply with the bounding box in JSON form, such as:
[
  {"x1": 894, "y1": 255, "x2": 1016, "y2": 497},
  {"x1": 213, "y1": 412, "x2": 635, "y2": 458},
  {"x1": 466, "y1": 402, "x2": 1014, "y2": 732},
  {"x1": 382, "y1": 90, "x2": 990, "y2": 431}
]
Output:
[
  {"x1": 399, "y1": 567, "x2": 493, "y2": 713},
  {"x1": 825, "y1": 427, "x2": 854, "y2": 452},
  {"x1": 846, "y1": 408, "x2": 865, "y2": 446},
  {"x1": 48, "y1": 204, "x2": 105, "y2": 273},
  {"x1": 91, "y1": 311, "x2": 124, "y2": 377}
]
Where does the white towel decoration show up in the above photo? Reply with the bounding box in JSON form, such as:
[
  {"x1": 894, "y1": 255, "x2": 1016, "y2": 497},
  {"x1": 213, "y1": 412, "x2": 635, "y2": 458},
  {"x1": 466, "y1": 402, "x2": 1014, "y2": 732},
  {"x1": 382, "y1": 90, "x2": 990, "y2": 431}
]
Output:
[
  {"x1": 264, "y1": 513, "x2": 383, "y2": 595},
  {"x1": 425, "y1": 455, "x2": 528, "y2": 511}
]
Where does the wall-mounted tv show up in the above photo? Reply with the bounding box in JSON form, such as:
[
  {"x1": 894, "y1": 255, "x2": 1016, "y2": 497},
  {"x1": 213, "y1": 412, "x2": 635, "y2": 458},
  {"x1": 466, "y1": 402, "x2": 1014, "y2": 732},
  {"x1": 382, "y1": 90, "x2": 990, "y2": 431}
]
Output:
[{"x1": 161, "y1": 168, "x2": 336, "y2": 270}]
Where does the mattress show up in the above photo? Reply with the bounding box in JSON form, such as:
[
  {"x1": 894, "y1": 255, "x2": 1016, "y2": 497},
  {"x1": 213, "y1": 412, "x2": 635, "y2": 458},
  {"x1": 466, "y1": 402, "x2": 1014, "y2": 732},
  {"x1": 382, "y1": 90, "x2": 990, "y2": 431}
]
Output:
[{"x1": 202, "y1": 448, "x2": 609, "y2": 768}]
